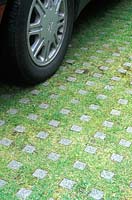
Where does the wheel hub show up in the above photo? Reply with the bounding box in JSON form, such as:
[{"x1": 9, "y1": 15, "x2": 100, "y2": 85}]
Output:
[{"x1": 41, "y1": 7, "x2": 58, "y2": 42}]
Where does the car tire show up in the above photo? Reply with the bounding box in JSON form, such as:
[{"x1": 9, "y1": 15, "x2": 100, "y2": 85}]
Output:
[{"x1": 1, "y1": 0, "x2": 74, "y2": 85}]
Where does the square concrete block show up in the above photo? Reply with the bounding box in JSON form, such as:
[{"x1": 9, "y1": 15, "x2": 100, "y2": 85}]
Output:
[
  {"x1": 48, "y1": 152, "x2": 60, "y2": 161},
  {"x1": 22, "y1": 145, "x2": 36, "y2": 153},
  {"x1": 89, "y1": 104, "x2": 100, "y2": 111},
  {"x1": 75, "y1": 69, "x2": 84, "y2": 74},
  {"x1": 0, "y1": 138, "x2": 13, "y2": 146},
  {"x1": 49, "y1": 120, "x2": 60, "y2": 128},
  {"x1": 104, "y1": 85, "x2": 114, "y2": 91},
  {"x1": 16, "y1": 188, "x2": 32, "y2": 200},
  {"x1": 71, "y1": 125, "x2": 82, "y2": 132},
  {"x1": 8, "y1": 160, "x2": 23, "y2": 170},
  {"x1": 7, "y1": 108, "x2": 18, "y2": 115},
  {"x1": 101, "y1": 170, "x2": 114, "y2": 180},
  {"x1": 85, "y1": 145, "x2": 97, "y2": 154},
  {"x1": 0, "y1": 120, "x2": 5, "y2": 126},
  {"x1": 37, "y1": 131, "x2": 49, "y2": 139},
  {"x1": 86, "y1": 81, "x2": 95, "y2": 86},
  {"x1": 78, "y1": 89, "x2": 87, "y2": 95},
  {"x1": 60, "y1": 109, "x2": 70, "y2": 115},
  {"x1": 111, "y1": 153, "x2": 123, "y2": 163},
  {"x1": 80, "y1": 115, "x2": 91, "y2": 122},
  {"x1": 14, "y1": 125, "x2": 26, "y2": 133},
  {"x1": 39, "y1": 103, "x2": 49, "y2": 109},
  {"x1": 59, "y1": 178, "x2": 76, "y2": 190},
  {"x1": 71, "y1": 99, "x2": 80, "y2": 104},
  {"x1": 127, "y1": 127, "x2": 132, "y2": 134},
  {"x1": 110, "y1": 109, "x2": 121, "y2": 116},
  {"x1": 103, "y1": 121, "x2": 113, "y2": 128},
  {"x1": 94, "y1": 132, "x2": 106, "y2": 140},
  {"x1": 30, "y1": 89, "x2": 40, "y2": 95},
  {"x1": 33, "y1": 169, "x2": 47, "y2": 179},
  {"x1": 97, "y1": 94, "x2": 107, "y2": 100},
  {"x1": 119, "y1": 139, "x2": 131, "y2": 148},
  {"x1": 19, "y1": 98, "x2": 30, "y2": 104},
  {"x1": 73, "y1": 161, "x2": 86, "y2": 170},
  {"x1": 0, "y1": 179, "x2": 7, "y2": 188},
  {"x1": 27, "y1": 114, "x2": 38, "y2": 121},
  {"x1": 67, "y1": 77, "x2": 76, "y2": 82},
  {"x1": 118, "y1": 99, "x2": 128, "y2": 105},
  {"x1": 99, "y1": 66, "x2": 109, "y2": 71},
  {"x1": 59, "y1": 138, "x2": 72, "y2": 146},
  {"x1": 89, "y1": 188, "x2": 104, "y2": 200}
]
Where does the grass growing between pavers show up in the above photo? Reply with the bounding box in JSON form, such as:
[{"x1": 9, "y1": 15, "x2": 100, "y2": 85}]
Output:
[{"x1": 1, "y1": 0, "x2": 132, "y2": 199}]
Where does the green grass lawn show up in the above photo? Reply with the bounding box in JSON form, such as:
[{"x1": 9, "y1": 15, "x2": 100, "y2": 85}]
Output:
[{"x1": 1, "y1": 0, "x2": 132, "y2": 199}]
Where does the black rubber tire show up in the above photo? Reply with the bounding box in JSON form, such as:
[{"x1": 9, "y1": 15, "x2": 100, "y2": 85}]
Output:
[{"x1": 1, "y1": 0, "x2": 74, "y2": 85}]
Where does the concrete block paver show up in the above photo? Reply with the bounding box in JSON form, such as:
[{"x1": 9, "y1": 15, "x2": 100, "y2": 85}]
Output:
[
  {"x1": 59, "y1": 178, "x2": 76, "y2": 190},
  {"x1": 33, "y1": 169, "x2": 47, "y2": 179},
  {"x1": 89, "y1": 188, "x2": 104, "y2": 200},
  {"x1": 16, "y1": 188, "x2": 32, "y2": 200},
  {"x1": 8, "y1": 160, "x2": 23, "y2": 170}
]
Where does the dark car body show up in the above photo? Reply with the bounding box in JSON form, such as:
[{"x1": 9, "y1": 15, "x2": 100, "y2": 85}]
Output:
[{"x1": 0, "y1": 0, "x2": 6, "y2": 22}]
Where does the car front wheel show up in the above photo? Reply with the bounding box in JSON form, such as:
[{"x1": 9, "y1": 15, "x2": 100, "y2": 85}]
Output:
[{"x1": 2, "y1": 0, "x2": 74, "y2": 84}]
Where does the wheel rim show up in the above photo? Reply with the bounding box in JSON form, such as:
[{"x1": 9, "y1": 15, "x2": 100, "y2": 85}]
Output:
[{"x1": 27, "y1": 0, "x2": 67, "y2": 67}]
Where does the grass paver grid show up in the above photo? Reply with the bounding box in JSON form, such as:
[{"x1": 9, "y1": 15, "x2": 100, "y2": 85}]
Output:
[{"x1": 1, "y1": 0, "x2": 132, "y2": 199}]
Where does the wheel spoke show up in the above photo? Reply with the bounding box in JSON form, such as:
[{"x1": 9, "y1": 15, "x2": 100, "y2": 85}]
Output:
[
  {"x1": 29, "y1": 22, "x2": 42, "y2": 36},
  {"x1": 46, "y1": 0, "x2": 54, "y2": 8},
  {"x1": 42, "y1": 41, "x2": 52, "y2": 60},
  {"x1": 32, "y1": 39, "x2": 45, "y2": 57},
  {"x1": 55, "y1": 32, "x2": 60, "y2": 45},
  {"x1": 35, "y1": 0, "x2": 46, "y2": 16},
  {"x1": 50, "y1": 33, "x2": 58, "y2": 48},
  {"x1": 55, "y1": 0, "x2": 62, "y2": 12}
]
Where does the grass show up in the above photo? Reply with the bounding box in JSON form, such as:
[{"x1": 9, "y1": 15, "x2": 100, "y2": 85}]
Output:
[{"x1": 1, "y1": 0, "x2": 132, "y2": 199}]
